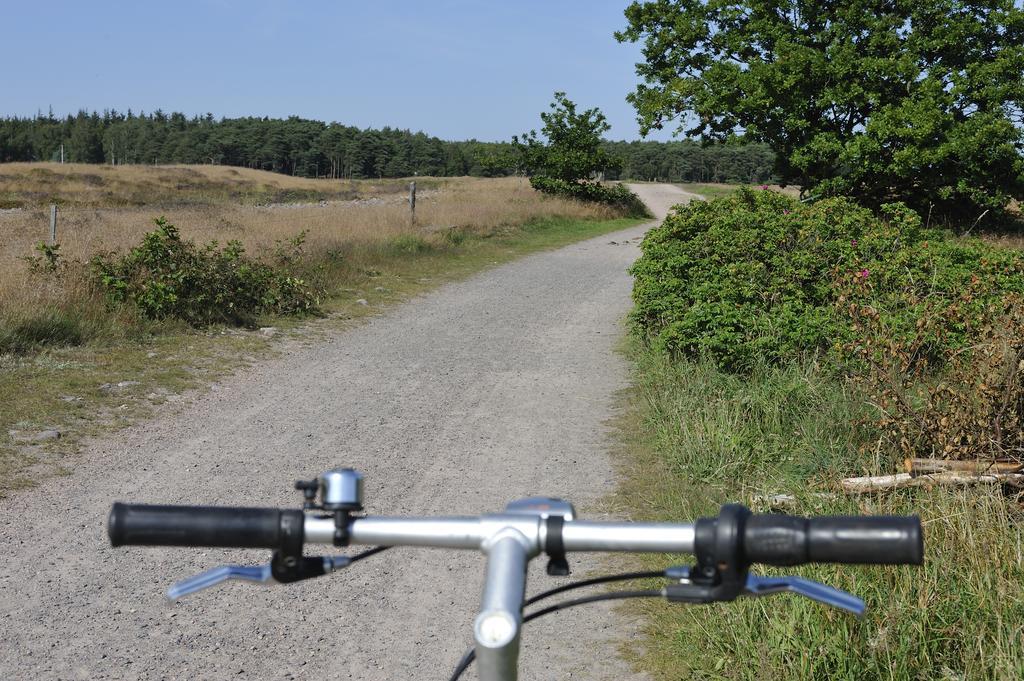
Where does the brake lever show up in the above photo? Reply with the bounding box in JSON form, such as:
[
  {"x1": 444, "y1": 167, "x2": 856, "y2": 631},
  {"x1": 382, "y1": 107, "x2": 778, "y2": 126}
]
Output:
[
  {"x1": 663, "y1": 566, "x2": 865, "y2": 616},
  {"x1": 166, "y1": 555, "x2": 352, "y2": 601},
  {"x1": 743, "y1": 574, "x2": 865, "y2": 616},
  {"x1": 167, "y1": 563, "x2": 274, "y2": 600}
]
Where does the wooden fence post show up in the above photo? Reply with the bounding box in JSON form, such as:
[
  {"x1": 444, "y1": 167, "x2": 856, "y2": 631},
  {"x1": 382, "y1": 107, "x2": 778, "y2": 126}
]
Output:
[
  {"x1": 50, "y1": 204, "x2": 58, "y2": 244},
  {"x1": 409, "y1": 181, "x2": 417, "y2": 226}
]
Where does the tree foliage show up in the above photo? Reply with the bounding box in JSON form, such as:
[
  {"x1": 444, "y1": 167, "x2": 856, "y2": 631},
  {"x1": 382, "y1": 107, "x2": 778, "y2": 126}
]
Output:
[
  {"x1": 617, "y1": 0, "x2": 1024, "y2": 221},
  {"x1": 0, "y1": 110, "x2": 502, "y2": 177},
  {"x1": 512, "y1": 92, "x2": 621, "y2": 181},
  {"x1": 514, "y1": 93, "x2": 648, "y2": 215},
  {"x1": 604, "y1": 139, "x2": 774, "y2": 182}
]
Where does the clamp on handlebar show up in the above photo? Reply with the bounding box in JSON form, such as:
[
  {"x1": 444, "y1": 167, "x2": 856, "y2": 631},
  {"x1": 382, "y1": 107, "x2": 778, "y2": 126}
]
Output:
[
  {"x1": 543, "y1": 515, "x2": 570, "y2": 576},
  {"x1": 503, "y1": 497, "x2": 576, "y2": 577},
  {"x1": 663, "y1": 503, "x2": 750, "y2": 605}
]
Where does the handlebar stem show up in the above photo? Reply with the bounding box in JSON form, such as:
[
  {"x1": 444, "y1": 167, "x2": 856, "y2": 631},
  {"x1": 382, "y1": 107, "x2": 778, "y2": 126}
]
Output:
[
  {"x1": 303, "y1": 513, "x2": 699, "y2": 681},
  {"x1": 475, "y1": 530, "x2": 532, "y2": 681}
]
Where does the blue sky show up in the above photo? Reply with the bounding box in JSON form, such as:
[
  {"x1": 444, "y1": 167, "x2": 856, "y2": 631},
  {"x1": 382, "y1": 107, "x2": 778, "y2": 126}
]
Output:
[{"x1": 0, "y1": 0, "x2": 676, "y2": 142}]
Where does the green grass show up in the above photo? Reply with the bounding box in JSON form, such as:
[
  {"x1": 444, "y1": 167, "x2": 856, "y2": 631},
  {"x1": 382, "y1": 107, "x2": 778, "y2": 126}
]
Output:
[
  {"x1": 0, "y1": 215, "x2": 643, "y2": 493},
  {"x1": 674, "y1": 183, "x2": 741, "y2": 201},
  {"x1": 674, "y1": 183, "x2": 804, "y2": 202},
  {"x1": 612, "y1": 343, "x2": 1024, "y2": 680}
]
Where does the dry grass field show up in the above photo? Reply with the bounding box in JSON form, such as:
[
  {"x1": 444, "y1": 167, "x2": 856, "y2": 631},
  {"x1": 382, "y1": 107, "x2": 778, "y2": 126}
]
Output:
[
  {"x1": 981, "y1": 231, "x2": 1024, "y2": 249},
  {"x1": 0, "y1": 162, "x2": 423, "y2": 209},
  {"x1": 0, "y1": 168, "x2": 619, "y2": 362},
  {"x1": 0, "y1": 174, "x2": 614, "y2": 288}
]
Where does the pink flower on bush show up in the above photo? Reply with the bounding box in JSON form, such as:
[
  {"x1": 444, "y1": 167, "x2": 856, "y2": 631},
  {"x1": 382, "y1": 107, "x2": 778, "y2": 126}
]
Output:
[
  {"x1": 857, "y1": 268, "x2": 870, "y2": 280},
  {"x1": 850, "y1": 239, "x2": 858, "y2": 247},
  {"x1": 783, "y1": 209, "x2": 791, "y2": 215},
  {"x1": 760, "y1": 184, "x2": 769, "y2": 190}
]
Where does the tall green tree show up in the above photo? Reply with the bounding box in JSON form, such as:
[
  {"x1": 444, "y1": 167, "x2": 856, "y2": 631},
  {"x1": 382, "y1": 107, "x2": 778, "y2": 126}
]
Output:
[
  {"x1": 66, "y1": 112, "x2": 104, "y2": 162},
  {"x1": 513, "y1": 92, "x2": 621, "y2": 180},
  {"x1": 617, "y1": 0, "x2": 1024, "y2": 221}
]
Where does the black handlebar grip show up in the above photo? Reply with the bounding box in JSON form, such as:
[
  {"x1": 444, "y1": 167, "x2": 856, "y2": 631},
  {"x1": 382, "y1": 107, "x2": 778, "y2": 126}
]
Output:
[
  {"x1": 807, "y1": 515, "x2": 923, "y2": 565},
  {"x1": 744, "y1": 514, "x2": 923, "y2": 566},
  {"x1": 108, "y1": 503, "x2": 303, "y2": 549}
]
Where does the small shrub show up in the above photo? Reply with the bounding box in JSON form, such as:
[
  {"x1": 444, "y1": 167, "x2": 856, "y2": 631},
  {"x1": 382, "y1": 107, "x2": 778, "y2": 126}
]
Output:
[
  {"x1": 271, "y1": 229, "x2": 308, "y2": 267},
  {"x1": 529, "y1": 175, "x2": 650, "y2": 217},
  {"x1": 442, "y1": 227, "x2": 471, "y2": 246},
  {"x1": 845, "y1": 293, "x2": 1024, "y2": 462},
  {"x1": 91, "y1": 217, "x2": 319, "y2": 326},
  {"x1": 21, "y1": 242, "x2": 64, "y2": 273}
]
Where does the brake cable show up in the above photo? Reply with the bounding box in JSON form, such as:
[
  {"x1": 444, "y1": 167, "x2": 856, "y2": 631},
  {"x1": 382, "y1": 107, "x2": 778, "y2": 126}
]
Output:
[
  {"x1": 347, "y1": 545, "x2": 391, "y2": 563},
  {"x1": 524, "y1": 570, "x2": 662, "y2": 606}
]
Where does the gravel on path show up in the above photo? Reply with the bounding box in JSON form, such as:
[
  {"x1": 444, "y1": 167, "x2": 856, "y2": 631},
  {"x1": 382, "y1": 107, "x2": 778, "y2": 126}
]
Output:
[{"x1": 0, "y1": 183, "x2": 696, "y2": 680}]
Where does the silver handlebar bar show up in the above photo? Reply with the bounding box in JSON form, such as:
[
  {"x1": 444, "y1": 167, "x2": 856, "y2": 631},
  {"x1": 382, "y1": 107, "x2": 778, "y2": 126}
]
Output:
[{"x1": 303, "y1": 514, "x2": 696, "y2": 553}]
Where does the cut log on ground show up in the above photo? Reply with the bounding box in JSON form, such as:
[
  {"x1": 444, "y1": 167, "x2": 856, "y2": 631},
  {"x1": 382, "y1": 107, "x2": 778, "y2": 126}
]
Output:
[
  {"x1": 904, "y1": 458, "x2": 1023, "y2": 476},
  {"x1": 842, "y1": 471, "x2": 1024, "y2": 493}
]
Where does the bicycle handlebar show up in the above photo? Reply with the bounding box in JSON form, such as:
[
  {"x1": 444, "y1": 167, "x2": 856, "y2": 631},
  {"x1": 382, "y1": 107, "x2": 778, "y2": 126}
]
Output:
[
  {"x1": 108, "y1": 502, "x2": 922, "y2": 567},
  {"x1": 108, "y1": 473, "x2": 924, "y2": 681}
]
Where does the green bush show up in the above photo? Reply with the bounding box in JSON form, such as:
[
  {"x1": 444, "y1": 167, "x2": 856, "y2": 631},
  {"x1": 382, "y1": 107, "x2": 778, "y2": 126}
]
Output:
[
  {"x1": 91, "y1": 217, "x2": 318, "y2": 326},
  {"x1": 529, "y1": 175, "x2": 650, "y2": 217},
  {"x1": 630, "y1": 187, "x2": 1024, "y2": 371}
]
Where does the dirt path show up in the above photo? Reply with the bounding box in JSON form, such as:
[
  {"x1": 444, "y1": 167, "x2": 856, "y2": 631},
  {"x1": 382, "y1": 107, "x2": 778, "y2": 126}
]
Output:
[{"x1": 0, "y1": 183, "x2": 696, "y2": 680}]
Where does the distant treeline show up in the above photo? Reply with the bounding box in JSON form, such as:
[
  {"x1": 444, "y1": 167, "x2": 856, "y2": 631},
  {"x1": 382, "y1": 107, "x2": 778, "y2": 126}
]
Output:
[
  {"x1": 603, "y1": 140, "x2": 775, "y2": 184},
  {"x1": 0, "y1": 110, "x2": 776, "y2": 183}
]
